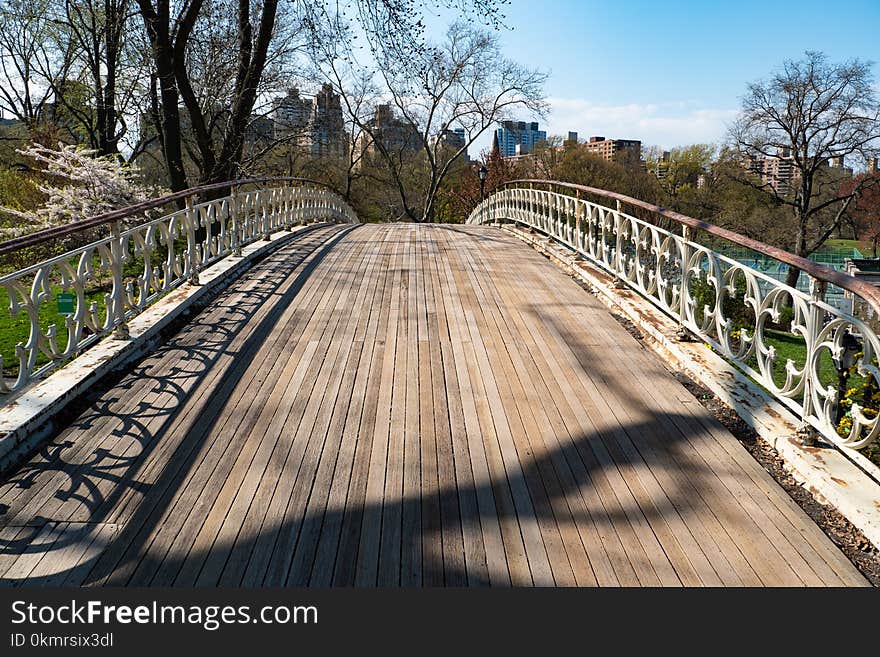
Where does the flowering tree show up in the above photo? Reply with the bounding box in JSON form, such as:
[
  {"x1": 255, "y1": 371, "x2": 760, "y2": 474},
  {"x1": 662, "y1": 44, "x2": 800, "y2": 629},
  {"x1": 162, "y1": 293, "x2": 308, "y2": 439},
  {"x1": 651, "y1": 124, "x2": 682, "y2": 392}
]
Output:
[{"x1": 0, "y1": 142, "x2": 164, "y2": 240}]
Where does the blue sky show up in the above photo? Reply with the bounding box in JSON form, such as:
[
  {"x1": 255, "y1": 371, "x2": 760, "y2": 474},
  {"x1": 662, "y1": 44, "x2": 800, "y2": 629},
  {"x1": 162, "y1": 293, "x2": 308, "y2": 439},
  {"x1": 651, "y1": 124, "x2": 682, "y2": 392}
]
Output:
[{"x1": 444, "y1": 0, "x2": 880, "y2": 155}]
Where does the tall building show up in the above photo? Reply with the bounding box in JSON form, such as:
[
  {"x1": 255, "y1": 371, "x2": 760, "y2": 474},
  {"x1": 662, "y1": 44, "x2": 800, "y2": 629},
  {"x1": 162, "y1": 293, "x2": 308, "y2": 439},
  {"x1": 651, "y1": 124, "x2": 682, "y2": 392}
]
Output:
[
  {"x1": 582, "y1": 136, "x2": 642, "y2": 167},
  {"x1": 431, "y1": 128, "x2": 468, "y2": 160},
  {"x1": 654, "y1": 151, "x2": 671, "y2": 179},
  {"x1": 354, "y1": 104, "x2": 421, "y2": 167},
  {"x1": 493, "y1": 121, "x2": 546, "y2": 157},
  {"x1": 868, "y1": 157, "x2": 879, "y2": 173},
  {"x1": 311, "y1": 84, "x2": 346, "y2": 160},
  {"x1": 745, "y1": 147, "x2": 797, "y2": 194},
  {"x1": 271, "y1": 86, "x2": 346, "y2": 160},
  {"x1": 272, "y1": 88, "x2": 313, "y2": 139}
]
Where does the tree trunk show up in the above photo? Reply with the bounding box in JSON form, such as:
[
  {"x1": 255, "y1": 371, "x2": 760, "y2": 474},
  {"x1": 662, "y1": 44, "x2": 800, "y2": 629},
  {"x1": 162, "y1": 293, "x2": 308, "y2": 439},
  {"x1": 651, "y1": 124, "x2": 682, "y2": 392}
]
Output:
[
  {"x1": 784, "y1": 265, "x2": 801, "y2": 291},
  {"x1": 783, "y1": 212, "x2": 809, "y2": 296},
  {"x1": 138, "y1": 1, "x2": 189, "y2": 193}
]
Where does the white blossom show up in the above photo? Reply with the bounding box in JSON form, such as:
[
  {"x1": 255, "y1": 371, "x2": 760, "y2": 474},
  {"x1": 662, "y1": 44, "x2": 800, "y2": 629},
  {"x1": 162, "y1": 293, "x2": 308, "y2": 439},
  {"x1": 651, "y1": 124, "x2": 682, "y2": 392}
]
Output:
[{"x1": 0, "y1": 143, "x2": 167, "y2": 240}]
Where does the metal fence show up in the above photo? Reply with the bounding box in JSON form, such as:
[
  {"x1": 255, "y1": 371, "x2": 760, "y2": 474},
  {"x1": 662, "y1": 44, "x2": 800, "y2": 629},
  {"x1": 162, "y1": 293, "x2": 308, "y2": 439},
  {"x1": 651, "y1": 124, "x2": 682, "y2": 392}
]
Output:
[
  {"x1": 469, "y1": 180, "x2": 880, "y2": 473},
  {"x1": 0, "y1": 178, "x2": 358, "y2": 396}
]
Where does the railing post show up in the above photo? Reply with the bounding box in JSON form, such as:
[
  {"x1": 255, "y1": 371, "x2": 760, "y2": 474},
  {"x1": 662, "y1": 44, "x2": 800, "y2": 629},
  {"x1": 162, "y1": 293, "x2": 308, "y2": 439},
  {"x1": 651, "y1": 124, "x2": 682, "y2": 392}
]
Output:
[
  {"x1": 109, "y1": 220, "x2": 130, "y2": 339},
  {"x1": 230, "y1": 185, "x2": 242, "y2": 257},
  {"x1": 262, "y1": 192, "x2": 272, "y2": 241},
  {"x1": 676, "y1": 225, "x2": 693, "y2": 341},
  {"x1": 612, "y1": 199, "x2": 626, "y2": 289},
  {"x1": 185, "y1": 196, "x2": 201, "y2": 285},
  {"x1": 799, "y1": 275, "x2": 827, "y2": 446}
]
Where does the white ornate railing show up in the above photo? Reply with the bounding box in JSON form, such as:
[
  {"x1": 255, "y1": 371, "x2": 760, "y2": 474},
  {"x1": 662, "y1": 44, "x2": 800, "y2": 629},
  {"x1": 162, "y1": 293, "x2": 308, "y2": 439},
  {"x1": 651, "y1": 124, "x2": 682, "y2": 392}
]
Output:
[
  {"x1": 0, "y1": 178, "x2": 357, "y2": 397},
  {"x1": 469, "y1": 180, "x2": 880, "y2": 471}
]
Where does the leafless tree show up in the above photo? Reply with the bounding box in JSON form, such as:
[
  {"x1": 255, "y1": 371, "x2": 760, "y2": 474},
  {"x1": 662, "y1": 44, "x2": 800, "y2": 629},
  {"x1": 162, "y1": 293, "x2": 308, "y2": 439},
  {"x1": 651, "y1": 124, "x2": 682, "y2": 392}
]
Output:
[
  {"x1": 47, "y1": 0, "x2": 153, "y2": 157},
  {"x1": 730, "y1": 51, "x2": 880, "y2": 289},
  {"x1": 135, "y1": 0, "x2": 286, "y2": 191},
  {"x1": 312, "y1": 19, "x2": 546, "y2": 222},
  {"x1": 0, "y1": 0, "x2": 75, "y2": 127},
  {"x1": 0, "y1": 0, "x2": 156, "y2": 161}
]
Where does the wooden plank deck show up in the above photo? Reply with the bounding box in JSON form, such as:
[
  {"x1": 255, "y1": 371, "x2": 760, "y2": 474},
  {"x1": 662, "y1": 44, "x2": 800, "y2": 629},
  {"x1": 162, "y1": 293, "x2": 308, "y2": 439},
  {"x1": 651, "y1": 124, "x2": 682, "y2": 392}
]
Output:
[{"x1": 0, "y1": 223, "x2": 868, "y2": 586}]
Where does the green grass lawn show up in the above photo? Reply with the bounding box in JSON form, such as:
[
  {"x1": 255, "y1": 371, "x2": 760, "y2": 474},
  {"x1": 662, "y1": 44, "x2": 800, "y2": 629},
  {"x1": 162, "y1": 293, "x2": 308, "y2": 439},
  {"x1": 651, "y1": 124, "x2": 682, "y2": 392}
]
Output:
[
  {"x1": 0, "y1": 284, "x2": 109, "y2": 375},
  {"x1": 758, "y1": 328, "x2": 841, "y2": 390},
  {"x1": 820, "y1": 239, "x2": 863, "y2": 254}
]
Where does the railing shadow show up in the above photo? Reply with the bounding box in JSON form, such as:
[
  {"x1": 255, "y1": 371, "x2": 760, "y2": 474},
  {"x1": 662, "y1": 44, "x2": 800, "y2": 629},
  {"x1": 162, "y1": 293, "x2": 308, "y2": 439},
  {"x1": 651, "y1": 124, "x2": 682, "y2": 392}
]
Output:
[{"x1": 0, "y1": 226, "x2": 356, "y2": 572}]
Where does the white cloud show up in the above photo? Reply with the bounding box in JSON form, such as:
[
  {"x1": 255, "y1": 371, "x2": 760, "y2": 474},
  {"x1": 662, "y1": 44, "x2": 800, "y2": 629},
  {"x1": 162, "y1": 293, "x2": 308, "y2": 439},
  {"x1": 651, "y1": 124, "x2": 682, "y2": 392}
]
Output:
[{"x1": 544, "y1": 98, "x2": 739, "y2": 150}]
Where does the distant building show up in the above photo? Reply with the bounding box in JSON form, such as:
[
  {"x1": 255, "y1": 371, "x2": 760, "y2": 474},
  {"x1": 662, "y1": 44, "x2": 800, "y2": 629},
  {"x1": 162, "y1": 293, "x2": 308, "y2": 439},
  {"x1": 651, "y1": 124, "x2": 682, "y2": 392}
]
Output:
[
  {"x1": 745, "y1": 147, "x2": 797, "y2": 194},
  {"x1": 567, "y1": 131, "x2": 579, "y2": 143},
  {"x1": 354, "y1": 104, "x2": 421, "y2": 167},
  {"x1": 868, "y1": 157, "x2": 879, "y2": 173},
  {"x1": 245, "y1": 115, "x2": 275, "y2": 148},
  {"x1": 493, "y1": 121, "x2": 546, "y2": 157},
  {"x1": 827, "y1": 154, "x2": 854, "y2": 178},
  {"x1": 582, "y1": 136, "x2": 642, "y2": 167},
  {"x1": 271, "y1": 85, "x2": 346, "y2": 159},
  {"x1": 272, "y1": 88, "x2": 313, "y2": 139},
  {"x1": 311, "y1": 84, "x2": 346, "y2": 160},
  {"x1": 654, "y1": 151, "x2": 671, "y2": 179},
  {"x1": 431, "y1": 128, "x2": 468, "y2": 159},
  {"x1": 745, "y1": 148, "x2": 855, "y2": 195}
]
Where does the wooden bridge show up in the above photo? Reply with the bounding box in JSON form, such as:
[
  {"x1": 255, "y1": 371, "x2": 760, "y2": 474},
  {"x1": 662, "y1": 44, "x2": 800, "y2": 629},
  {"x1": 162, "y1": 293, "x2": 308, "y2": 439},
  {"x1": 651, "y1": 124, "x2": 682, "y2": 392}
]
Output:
[{"x1": 0, "y1": 222, "x2": 867, "y2": 586}]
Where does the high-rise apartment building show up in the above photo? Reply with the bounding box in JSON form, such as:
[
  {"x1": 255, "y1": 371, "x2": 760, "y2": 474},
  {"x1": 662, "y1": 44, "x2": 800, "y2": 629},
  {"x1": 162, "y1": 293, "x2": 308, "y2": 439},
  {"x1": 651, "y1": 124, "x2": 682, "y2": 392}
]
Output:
[
  {"x1": 272, "y1": 85, "x2": 346, "y2": 159},
  {"x1": 582, "y1": 136, "x2": 642, "y2": 166},
  {"x1": 431, "y1": 128, "x2": 468, "y2": 160},
  {"x1": 312, "y1": 84, "x2": 346, "y2": 160},
  {"x1": 745, "y1": 147, "x2": 797, "y2": 194},
  {"x1": 273, "y1": 88, "x2": 313, "y2": 138},
  {"x1": 493, "y1": 121, "x2": 546, "y2": 157},
  {"x1": 354, "y1": 104, "x2": 421, "y2": 167}
]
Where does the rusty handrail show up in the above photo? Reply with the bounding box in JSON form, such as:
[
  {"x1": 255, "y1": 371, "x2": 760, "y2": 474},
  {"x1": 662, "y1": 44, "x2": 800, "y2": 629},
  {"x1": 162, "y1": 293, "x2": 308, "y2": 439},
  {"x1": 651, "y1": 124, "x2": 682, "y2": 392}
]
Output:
[
  {"x1": 501, "y1": 178, "x2": 880, "y2": 314},
  {"x1": 0, "y1": 177, "x2": 338, "y2": 257}
]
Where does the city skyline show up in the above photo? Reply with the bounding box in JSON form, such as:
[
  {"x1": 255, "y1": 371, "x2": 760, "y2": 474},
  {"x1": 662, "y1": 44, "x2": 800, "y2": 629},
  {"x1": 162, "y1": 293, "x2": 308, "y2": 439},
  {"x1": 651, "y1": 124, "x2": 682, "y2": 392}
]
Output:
[{"x1": 452, "y1": 0, "x2": 880, "y2": 155}]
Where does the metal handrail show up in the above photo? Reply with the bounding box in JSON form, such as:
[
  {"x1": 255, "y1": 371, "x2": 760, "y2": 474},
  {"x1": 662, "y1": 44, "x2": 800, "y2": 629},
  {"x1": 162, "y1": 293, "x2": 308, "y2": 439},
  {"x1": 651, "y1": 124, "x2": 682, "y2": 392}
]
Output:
[
  {"x1": 0, "y1": 179, "x2": 357, "y2": 397},
  {"x1": 469, "y1": 180, "x2": 880, "y2": 466},
  {"x1": 501, "y1": 179, "x2": 880, "y2": 316},
  {"x1": 0, "y1": 177, "x2": 339, "y2": 257}
]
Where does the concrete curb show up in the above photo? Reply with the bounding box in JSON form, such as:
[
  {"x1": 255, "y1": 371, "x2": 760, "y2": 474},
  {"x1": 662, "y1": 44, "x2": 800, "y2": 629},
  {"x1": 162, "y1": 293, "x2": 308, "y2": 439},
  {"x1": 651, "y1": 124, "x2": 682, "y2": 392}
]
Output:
[
  {"x1": 507, "y1": 225, "x2": 880, "y2": 550},
  {"x1": 0, "y1": 222, "x2": 335, "y2": 474}
]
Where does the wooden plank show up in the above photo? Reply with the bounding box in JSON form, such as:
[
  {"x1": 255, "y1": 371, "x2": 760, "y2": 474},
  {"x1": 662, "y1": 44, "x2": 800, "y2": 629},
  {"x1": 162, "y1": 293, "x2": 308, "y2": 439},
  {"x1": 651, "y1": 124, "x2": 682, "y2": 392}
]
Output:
[
  {"x1": 0, "y1": 522, "x2": 64, "y2": 584},
  {"x1": 400, "y1": 226, "x2": 423, "y2": 586},
  {"x1": 510, "y1": 245, "x2": 776, "y2": 585},
  {"x1": 0, "y1": 227, "x2": 341, "y2": 526},
  {"x1": 417, "y1": 230, "x2": 445, "y2": 586},
  {"x1": 263, "y1": 233, "x2": 384, "y2": 585},
  {"x1": 117, "y1": 229, "x2": 363, "y2": 586},
  {"x1": 0, "y1": 525, "x2": 40, "y2": 582},
  {"x1": 460, "y1": 238, "x2": 585, "y2": 587},
  {"x1": 335, "y1": 227, "x2": 399, "y2": 586},
  {"x1": 376, "y1": 227, "x2": 411, "y2": 586},
  {"x1": 429, "y1": 230, "x2": 488, "y2": 586},
  {"x1": 493, "y1": 249, "x2": 719, "y2": 586},
  {"x1": 88, "y1": 228, "x2": 360, "y2": 585},
  {"x1": 353, "y1": 227, "x2": 404, "y2": 586},
  {"x1": 435, "y1": 237, "x2": 509, "y2": 587},
  {"x1": 531, "y1": 268, "x2": 808, "y2": 585},
  {"x1": 176, "y1": 233, "x2": 369, "y2": 586},
  {"x1": 235, "y1": 233, "x2": 375, "y2": 586},
  {"x1": 310, "y1": 232, "x2": 393, "y2": 585}
]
